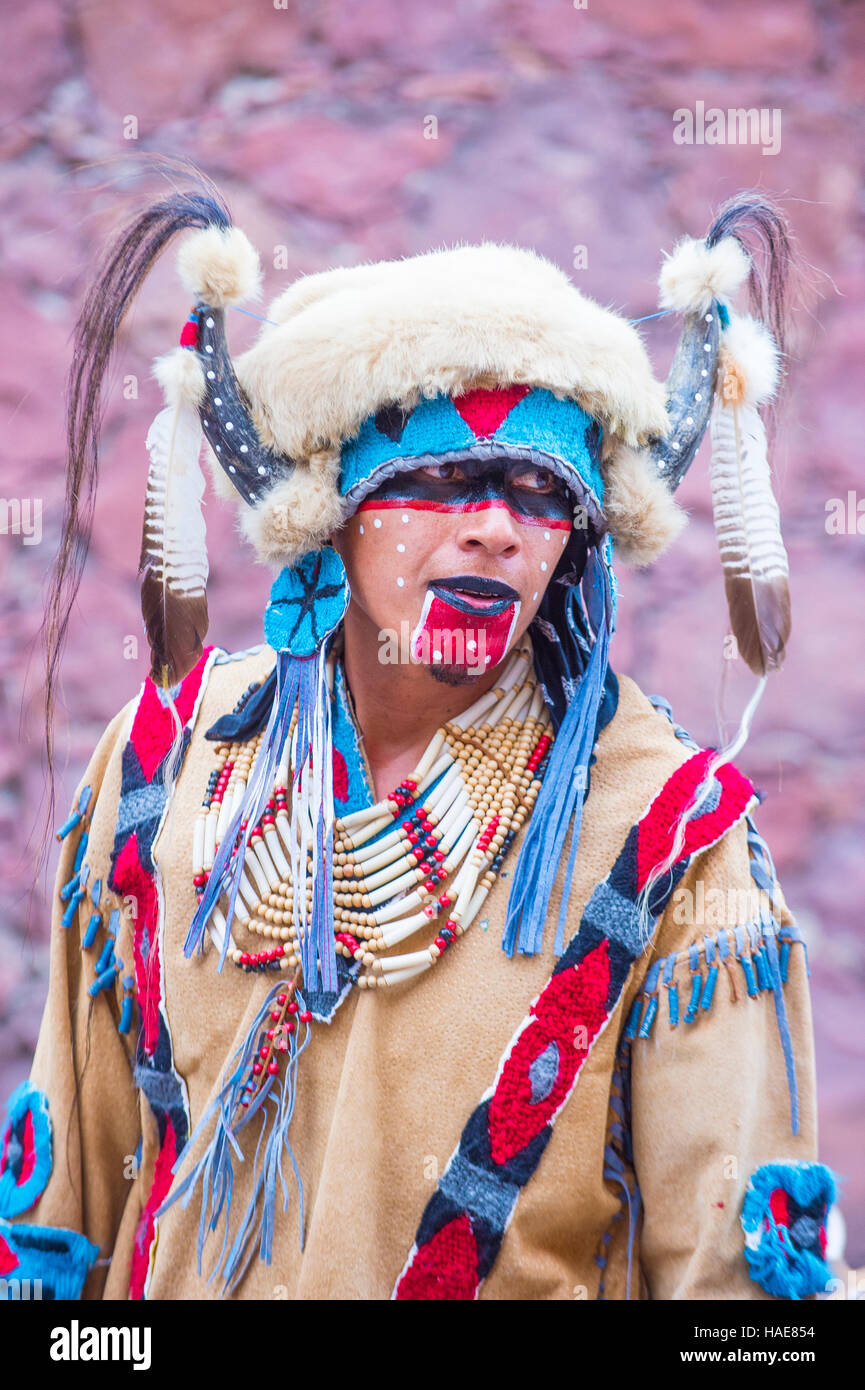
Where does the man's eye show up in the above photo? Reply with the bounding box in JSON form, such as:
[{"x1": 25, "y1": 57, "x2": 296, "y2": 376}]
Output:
[
  {"x1": 415, "y1": 463, "x2": 464, "y2": 482},
  {"x1": 512, "y1": 467, "x2": 556, "y2": 492}
]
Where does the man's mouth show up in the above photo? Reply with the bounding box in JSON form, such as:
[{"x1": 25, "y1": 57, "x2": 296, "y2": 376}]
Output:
[{"x1": 428, "y1": 575, "x2": 520, "y2": 616}]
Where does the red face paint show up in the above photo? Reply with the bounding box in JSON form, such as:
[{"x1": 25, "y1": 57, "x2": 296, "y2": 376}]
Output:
[
  {"x1": 410, "y1": 586, "x2": 521, "y2": 672},
  {"x1": 348, "y1": 457, "x2": 578, "y2": 676}
]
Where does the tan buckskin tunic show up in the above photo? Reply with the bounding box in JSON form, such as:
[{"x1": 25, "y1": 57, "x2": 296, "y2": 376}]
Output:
[{"x1": 11, "y1": 645, "x2": 818, "y2": 1299}]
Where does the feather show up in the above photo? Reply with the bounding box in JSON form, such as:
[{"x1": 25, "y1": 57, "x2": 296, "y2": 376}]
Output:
[
  {"x1": 709, "y1": 360, "x2": 791, "y2": 675},
  {"x1": 139, "y1": 398, "x2": 209, "y2": 687}
]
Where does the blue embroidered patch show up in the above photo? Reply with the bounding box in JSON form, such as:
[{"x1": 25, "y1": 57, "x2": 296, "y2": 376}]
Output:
[
  {"x1": 264, "y1": 548, "x2": 349, "y2": 658},
  {"x1": 0, "y1": 1217, "x2": 98, "y2": 1300},
  {"x1": 741, "y1": 1161, "x2": 838, "y2": 1300},
  {"x1": 0, "y1": 1082, "x2": 52, "y2": 1218}
]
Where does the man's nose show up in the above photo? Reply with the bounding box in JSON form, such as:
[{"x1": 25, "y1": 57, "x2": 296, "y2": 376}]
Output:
[{"x1": 455, "y1": 501, "x2": 522, "y2": 557}]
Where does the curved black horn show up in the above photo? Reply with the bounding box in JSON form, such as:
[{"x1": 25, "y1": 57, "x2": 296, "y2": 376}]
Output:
[
  {"x1": 193, "y1": 305, "x2": 295, "y2": 505},
  {"x1": 650, "y1": 307, "x2": 721, "y2": 491}
]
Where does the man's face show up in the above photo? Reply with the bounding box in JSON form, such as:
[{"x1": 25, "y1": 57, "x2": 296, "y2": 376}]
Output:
[{"x1": 333, "y1": 456, "x2": 583, "y2": 683}]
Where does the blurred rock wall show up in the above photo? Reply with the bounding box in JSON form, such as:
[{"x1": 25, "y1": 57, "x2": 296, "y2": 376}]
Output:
[{"x1": 1, "y1": 0, "x2": 863, "y2": 1261}]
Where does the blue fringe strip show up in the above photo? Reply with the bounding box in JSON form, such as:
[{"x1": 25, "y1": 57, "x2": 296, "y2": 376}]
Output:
[
  {"x1": 502, "y1": 547, "x2": 612, "y2": 957},
  {"x1": 602, "y1": 1143, "x2": 641, "y2": 1300},
  {"x1": 630, "y1": 914, "x2": 803, "y2": 1135},
  {"x1": 157, "y1": 978, "x2": 312, "y2": 1296},
  {"x1": 184, "y1": 649, "x2": 338, "y2": 994}
]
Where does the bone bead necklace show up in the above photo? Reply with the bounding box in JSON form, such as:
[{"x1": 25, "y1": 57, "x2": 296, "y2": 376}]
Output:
[{"x1": 191, "y1": 644, "x2": 553, "y2": 990}]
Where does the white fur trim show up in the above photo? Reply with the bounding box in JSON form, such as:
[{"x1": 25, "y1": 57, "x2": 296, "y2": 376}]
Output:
[
  {"x1": 659, "y1": 236, "x2": 751, "y2": 315},
  {"x1": 152, "y1": 346, "x2": 205, "y2": 407},
  {"x1": 239, "y1": 450, "x2": 347, "y2": 569},
  {"x1": 602, "y1": 444, "x2": 688, "y2": 566},
  {"x1": 176, "y1": 225, "x2": 262, "y2": 309},
  {"x1": 233, "y1": 242, "x2": 669, "y2": 458},
  {"x1": 720, "y1": 313, "x2": 780, "y2": 405}
]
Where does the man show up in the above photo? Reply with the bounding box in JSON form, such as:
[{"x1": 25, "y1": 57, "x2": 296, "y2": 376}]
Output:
[{"x1": 0, "y1": 186, "x2": 835, "y2": 1301}]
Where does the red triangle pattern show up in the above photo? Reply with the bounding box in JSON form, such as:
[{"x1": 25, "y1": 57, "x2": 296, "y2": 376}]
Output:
[
  {"x1": 395, "y1": 1213, "x2": 479, "y2": 1300},
  {"x1": 451, "y1": 385, "x2": 530, "y2": 438}
]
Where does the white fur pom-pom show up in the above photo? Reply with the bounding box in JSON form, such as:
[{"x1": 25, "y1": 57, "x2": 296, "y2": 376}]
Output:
[
  {"x1": 659, "y1": 236, "x2": 751, "y2": 315},
  {"x1": 239, "y1": 450, "x2": 347, "y2": 569},
  {"x1": 177, "y1": 224, "x2": 262, "y2": 309},
  {"x1": 152, "y1": 346, "x2": 205, "y2": 408},
  {"x1": 603, "y1": 444, "x2": 688, "y2": 566},
  {"x1": 720, "y1": 313, "x2": 780, "y2": 406}
]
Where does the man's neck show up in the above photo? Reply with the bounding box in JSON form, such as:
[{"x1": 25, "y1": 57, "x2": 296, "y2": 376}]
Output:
[{"x1": 337, "y1": 612, "x2": 511, "y2": 803}]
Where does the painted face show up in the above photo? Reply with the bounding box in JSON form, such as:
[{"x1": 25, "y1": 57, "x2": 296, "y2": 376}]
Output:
[{"x1": 333, "y1": 456, "x2": 586, "y2": 682}]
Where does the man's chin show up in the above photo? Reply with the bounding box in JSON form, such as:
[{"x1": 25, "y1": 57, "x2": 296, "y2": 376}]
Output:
[{"x1": 426, "y1": 660, "x2": 486, "y2": 687}]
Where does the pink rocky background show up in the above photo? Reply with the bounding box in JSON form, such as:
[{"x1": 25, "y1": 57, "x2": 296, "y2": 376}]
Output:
[{"x1": 1, "y1": 2, "x2": 863, "y2": 1262}]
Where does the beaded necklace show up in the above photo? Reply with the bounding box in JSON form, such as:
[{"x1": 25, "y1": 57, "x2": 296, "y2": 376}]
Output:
[{"x1": 191, "y1": 643, "x2": 553, "y2": 995}]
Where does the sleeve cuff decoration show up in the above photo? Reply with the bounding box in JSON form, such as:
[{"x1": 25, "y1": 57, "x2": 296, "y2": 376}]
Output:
[
  {"x1": 741, "y1": 1162, "x2": 837, "y2": 1301},
  {"x1": 0, "y1": 1082, "x2": 53, "y2": 1218}
]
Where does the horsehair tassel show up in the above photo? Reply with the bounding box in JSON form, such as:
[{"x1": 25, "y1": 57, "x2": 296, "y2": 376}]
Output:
[
  {"x1": 140, "y1": 396, "x2": 209, "y2": 687},
  {"x1": 709, "y1": 354, "x2": 790, "y2": 676}
]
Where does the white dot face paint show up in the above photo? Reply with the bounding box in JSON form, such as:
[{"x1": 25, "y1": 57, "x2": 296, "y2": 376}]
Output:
[
  {"x1": 561, "y1": 535, "x2": 567, "y2": 546},
  {"x1": 532, "y1": 592, "x2": 538, "y2": 601},
  {"x1": 401, "y1": 513, "x2": 409, "y2": 523},
  {"x1": 397, "y1": 543, "x2": 405, "y2": 553},
  {"x1": 540, "y1": 561, "x2": 547, "y2": 572},
  {"x1": 397, "y1": 577, "x2": 404, "y2": 587},
  {"x1": 543, "y1": 530, "x2": 550, "y2": 541},
  {"x1": 373, "y1": 518, "x2": 382, "y2": 528},
  {"x1": 359, "y1": 524, "x2": 364, "y2": 534}
]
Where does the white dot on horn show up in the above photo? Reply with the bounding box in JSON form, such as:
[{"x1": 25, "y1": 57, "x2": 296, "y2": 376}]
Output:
[
  {"x1": 205, "y1": 345, "x2": 214, "y2": 354},
  {"x1": 240, "y1": 444, "x2": 248, "y2": 453},
  {"x1": 206, "y1": 317, "x2": 215, "y2": 328},
  {"x1": 207, "y1": 370, "x2": 215, "y2": 379},
  {"x1": 225, "y1": 421, "x2": 234, "y2": 431},
  {"x1": 214, "y1": 397, "x2": 222, "y2": 406}
]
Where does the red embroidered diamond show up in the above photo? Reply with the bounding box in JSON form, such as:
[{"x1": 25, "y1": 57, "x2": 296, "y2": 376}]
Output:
[
  {"x1": 451, "y1": 385, "x2": 530, "y2": 439},
  {"x1": 395, "y1": 1213, "x2": 479, "y2": 1300}
]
